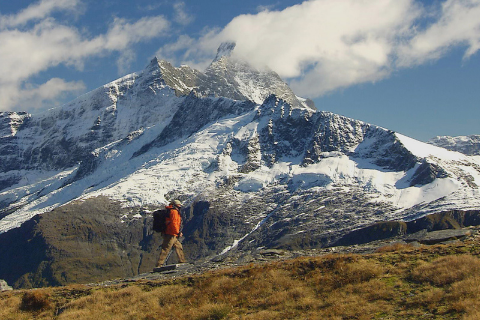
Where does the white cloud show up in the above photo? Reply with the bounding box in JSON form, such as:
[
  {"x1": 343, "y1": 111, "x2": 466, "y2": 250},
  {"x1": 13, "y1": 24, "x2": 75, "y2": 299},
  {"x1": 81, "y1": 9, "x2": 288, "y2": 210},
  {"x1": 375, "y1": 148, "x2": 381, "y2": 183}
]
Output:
[
  {"x1": 173, "y1": 2, "x2": 194, "y2": 26},
  {"x1": 0, "y1": 0, "x2": 81, "y2": 29},
  {"x1": 0, "y1": 1, "x2": 170, "y2": 112},
  {"x1": 256, "y1": 5, "x2": 276, "y2": 13},
  {"x1": 156, "y1": 34, "x2": 194, "y2": 61},
  {"x1": 221, "y1": 0, "x2": 420, "y2": 96},
  {"x1": 0, "y1": 78, "x2": 85, "y2": 111},
  {"x1": 397, "y1": 0, "x2": 480, "y2": 66},
  {"x1": 104, "y1": 17, "x2": 170, "y2": 51},
  {"x1": 155, "y1": 34, "x2": 214, "y2": 70},
  {"x1": 162, "y1": 0, "x2": 480, "y2": 99},
  {"x1": 31, "y1": 78, "x2": 85, "y2": 100},
  {"x1": 117, "y1": 50, "x2": 137, "y2": 76}
]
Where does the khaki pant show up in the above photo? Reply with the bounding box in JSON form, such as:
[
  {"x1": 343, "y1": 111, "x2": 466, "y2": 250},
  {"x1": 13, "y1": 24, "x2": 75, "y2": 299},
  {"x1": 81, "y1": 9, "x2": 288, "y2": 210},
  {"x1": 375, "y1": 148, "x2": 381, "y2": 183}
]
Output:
[{"x1": 156, "y1": 234, "x2": 186, "y2": 267}]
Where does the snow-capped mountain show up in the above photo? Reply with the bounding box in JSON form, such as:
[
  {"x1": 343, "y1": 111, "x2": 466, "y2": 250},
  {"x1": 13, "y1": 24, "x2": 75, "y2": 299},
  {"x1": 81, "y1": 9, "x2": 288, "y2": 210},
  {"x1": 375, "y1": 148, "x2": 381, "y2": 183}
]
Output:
[
  {"x1": 429, "y1": 135, "x2": 480, "y2": 156},
  {"x1": 1, "y1": 43, "x2": 480, "y2": 288}
]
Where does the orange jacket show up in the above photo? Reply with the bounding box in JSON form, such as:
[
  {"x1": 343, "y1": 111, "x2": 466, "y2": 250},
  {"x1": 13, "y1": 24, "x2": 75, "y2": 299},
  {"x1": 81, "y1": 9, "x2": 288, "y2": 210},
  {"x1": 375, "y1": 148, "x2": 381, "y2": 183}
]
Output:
[{"x1": 165, "y1": 205, "x2": 181, "y2": 236}]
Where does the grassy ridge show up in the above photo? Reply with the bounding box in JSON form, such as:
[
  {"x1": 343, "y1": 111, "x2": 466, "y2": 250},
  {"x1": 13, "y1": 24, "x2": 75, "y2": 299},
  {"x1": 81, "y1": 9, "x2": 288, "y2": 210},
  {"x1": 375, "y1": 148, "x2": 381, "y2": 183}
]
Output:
[{"x1": 2, "y1": 241, "x2": 480, "y2": 319}]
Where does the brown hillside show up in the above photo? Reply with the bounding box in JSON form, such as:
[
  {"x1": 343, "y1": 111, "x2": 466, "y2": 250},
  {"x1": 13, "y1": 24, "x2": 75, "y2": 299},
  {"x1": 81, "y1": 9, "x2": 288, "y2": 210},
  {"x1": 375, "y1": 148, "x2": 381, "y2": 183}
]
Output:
[{"x1": 2, "y1": 238, "x2": 480, "y2": 319}]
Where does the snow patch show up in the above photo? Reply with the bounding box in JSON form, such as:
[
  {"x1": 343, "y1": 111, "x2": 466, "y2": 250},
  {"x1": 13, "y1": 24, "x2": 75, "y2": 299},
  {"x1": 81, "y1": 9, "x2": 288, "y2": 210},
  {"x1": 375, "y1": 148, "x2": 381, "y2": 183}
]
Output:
[
  {"x1": 235, "y1": 177, "x2": 265, "y2": 192},
  {"x1": 396, "y1": 133, "x2": 465, "y2": 161}
]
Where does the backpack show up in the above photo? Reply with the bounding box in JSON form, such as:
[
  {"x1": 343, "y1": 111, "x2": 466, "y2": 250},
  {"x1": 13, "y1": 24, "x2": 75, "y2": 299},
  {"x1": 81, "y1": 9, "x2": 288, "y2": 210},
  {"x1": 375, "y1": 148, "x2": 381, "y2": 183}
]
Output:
[{"x1": 152, "y1": 208, "x2": 170, "y2": 233}]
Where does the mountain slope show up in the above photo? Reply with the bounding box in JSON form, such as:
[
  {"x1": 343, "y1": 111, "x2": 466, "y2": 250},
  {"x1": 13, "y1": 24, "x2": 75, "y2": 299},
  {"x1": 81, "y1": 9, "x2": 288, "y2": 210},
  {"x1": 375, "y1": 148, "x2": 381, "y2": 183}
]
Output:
[
  {"x1": 4, "y1": 239, "x2": 480, "y2": 319},
  {"x1": 0, "y1": 43, "x2": 479, "y2": 288},
  {"x1": 2, "y1": 90, "x2": 478, "y2": 248},
  {"x1": 429, "y1": 135, "x2": 480, "y2": 156}
]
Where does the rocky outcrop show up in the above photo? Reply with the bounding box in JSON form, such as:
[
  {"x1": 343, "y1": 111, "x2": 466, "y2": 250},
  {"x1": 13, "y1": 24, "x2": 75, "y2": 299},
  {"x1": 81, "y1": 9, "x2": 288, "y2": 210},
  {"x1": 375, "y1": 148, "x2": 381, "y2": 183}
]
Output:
[
  {"x1": 333, "y1": 221, "x2": 408, "y2": 246},
  {"x1": 144, "y1": 42, "x2": 314, "y2": 110},
  {"x1": 134, "y1": 93, "x2": 256, "y2": 156},
  {"x1": 0, "y1": 279, "x2": 12, "y2": 291},
  {"x1": 332, "y1": 210, "x2": 480, "y2": 246},
  {"x1": 0, "y1": 112, "x2": 30, "y2": 184},
  {"x1": 0, "y1": 65, "x2": 181, "y2": 191},
  {"x1": 0, "y1": 197, "x2": 165, "y2": 288},
  {"x1": 200, "y1": 42, "x2": 311, "y2": 109},
  {"x1": 405, "y1": 229, "x2": 472, "y2": 244},
  {"x1": 429, "y1": 135, "x2": 480, "y2": 156},
  {"x1": 409, "y1": 160, "x2": 449, "y2": 187}
]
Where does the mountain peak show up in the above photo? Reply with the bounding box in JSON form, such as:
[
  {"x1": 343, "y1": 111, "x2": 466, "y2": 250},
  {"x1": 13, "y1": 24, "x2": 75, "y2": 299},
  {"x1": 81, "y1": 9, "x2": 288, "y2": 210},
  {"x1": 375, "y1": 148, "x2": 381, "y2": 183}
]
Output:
[
  {"x1": 144, "y1": 56, "x2": 162, "y2": 74},
  {"x1": 149, "y1": 56, "x2": 160, "y2": 65},
  {"x1": 213, "y1": 42, "x2": 236, "y2": 62}
]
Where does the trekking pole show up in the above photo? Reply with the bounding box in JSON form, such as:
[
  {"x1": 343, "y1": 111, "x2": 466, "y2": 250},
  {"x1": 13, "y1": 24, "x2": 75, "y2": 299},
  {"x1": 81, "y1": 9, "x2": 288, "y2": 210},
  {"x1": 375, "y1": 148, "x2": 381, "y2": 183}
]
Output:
[{"x1": 163, "y1": 249, "x2": 174, "y2": 266}]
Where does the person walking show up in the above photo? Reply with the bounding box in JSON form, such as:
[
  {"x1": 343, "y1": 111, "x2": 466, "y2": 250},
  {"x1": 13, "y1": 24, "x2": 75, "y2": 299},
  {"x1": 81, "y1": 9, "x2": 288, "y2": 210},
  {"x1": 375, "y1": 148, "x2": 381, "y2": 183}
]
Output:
[{"x1": 156, "y1": 199, "x2": 186, "y2": 267}]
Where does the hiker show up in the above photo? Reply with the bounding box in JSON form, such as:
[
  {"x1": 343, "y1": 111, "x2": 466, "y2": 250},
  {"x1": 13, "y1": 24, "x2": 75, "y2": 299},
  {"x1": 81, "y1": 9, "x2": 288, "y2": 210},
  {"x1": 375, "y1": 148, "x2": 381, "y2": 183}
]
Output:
[{"x1": 156, "y1": 199, "x2": 186, "y2": 267}]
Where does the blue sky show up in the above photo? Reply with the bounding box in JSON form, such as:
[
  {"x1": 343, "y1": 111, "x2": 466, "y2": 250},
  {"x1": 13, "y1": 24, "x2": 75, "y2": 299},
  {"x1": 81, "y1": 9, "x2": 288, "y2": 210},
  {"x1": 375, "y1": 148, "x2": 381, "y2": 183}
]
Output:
[{"x1": 0, "y1": 0, "x2": 479, "y2": 141}]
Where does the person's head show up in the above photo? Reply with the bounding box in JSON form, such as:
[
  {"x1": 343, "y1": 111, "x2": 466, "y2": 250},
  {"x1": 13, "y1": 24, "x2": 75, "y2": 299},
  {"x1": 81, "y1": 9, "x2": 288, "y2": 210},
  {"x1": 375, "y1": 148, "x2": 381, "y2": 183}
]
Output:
[{"x1": 171, "y1": 199, "x2": 182, "y2": 208}]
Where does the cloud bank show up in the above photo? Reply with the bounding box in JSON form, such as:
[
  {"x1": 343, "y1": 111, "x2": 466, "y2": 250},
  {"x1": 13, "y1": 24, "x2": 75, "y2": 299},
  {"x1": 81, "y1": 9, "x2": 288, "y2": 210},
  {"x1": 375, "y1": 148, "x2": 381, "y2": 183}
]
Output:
[
  {"x1": 0, "y1": 0, "x2": 170, "y2": 112},
  {"x1": 165, "y1": 0, "x2": 480, "y2": 98},
  {"x1": 2, "y1": 0, "x2": 479, "y2": 112}
]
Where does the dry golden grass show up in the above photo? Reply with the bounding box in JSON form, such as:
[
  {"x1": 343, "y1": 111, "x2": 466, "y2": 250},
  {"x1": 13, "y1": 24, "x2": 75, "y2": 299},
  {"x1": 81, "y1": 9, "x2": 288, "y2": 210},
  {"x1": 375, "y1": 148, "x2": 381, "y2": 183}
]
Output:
[
  {"x1": 20, "y1": 289, "x2": 51, "y2": 312},
  {"x1": 375, "y1": 242, "x2": 415, "y2": 253},
  {"x1": 2, "y1": 241, "x2": 480, "y2": 319},
  {"x1": 411, "y1": 255, "x2": 480, "y2": 286}
]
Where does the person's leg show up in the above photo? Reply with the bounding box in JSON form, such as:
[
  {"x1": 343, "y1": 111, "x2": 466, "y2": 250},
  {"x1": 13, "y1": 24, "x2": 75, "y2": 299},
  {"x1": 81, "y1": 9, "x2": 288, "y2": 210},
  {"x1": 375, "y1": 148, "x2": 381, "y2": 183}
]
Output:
[
  {"x1": 156, "y1": 234, "x2": 176, "y2": 267},
  {"x1": 172, "y1": 238, "x2": 186, "y2": 263}
]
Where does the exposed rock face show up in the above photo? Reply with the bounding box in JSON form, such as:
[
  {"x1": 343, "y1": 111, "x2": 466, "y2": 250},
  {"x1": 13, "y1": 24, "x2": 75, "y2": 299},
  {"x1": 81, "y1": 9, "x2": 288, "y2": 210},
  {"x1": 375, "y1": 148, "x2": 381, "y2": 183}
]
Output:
[
  {"x1": 213, "y1": 42, "x2": 236, "y2": 61},
  {"x1": 0, "y1": 43, "x2": 314, "y2": 194},
  {"x1": 0, "y1": 66, "x2": 182, "y2": 191},
  {"x1": 409, "y1": 160, "x2": 449, "y2": 187},
  {"x1": 134, "y1": 93, "x2": 257, "y2": 156},
  {"x1": 303, "y1": 112, "x2": 419, "y2": 171},
  {"x1": 0, "y1": 112, "x2": 29, "y2": 137},
  {"x1": 429, "y1": 135, "x2": 480, "y2": 156},
  {"x1": 406, "y1": 229, "x2": 472, "y2": 244},
  {"x1": 0, "y1": 279, "x2": 12, "y2": 291},
  {"x1": 333, "y1": 221, "x2": 408, "y2": 246},
  {"x1": 0, "y1": 197, "x2": 165, "y2": 289},
  {"x1": 0, "y1": 112, "x2": 31, "y2": 189},
  {"x1": 200, "y1": 55, "x2": 307, "y2": 109},
  {"x1": 148, "y1": 44, "x2": 313, "y2": 110},
  {"x1": 333, "y1": 210, "x2": 480, "y2": 246},
  {"x1": 406, "y1": 210, "x2": 480, "y2": 232}
]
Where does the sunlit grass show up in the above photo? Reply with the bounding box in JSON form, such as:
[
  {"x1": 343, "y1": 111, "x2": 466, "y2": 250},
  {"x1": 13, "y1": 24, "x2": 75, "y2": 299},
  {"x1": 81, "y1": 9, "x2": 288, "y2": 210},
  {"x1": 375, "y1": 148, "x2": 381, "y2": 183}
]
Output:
[{"x1": 2, "y1": 241, "x2": 480, "y2": 319}]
